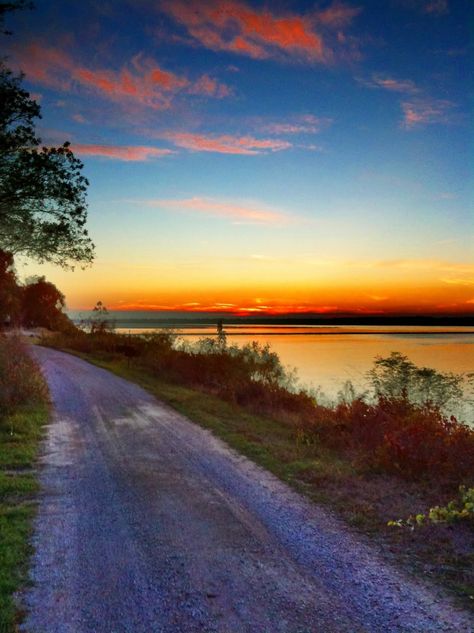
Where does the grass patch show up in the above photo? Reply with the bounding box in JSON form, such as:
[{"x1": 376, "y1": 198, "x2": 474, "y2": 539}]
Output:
[
  {"x1": 0, "y1": 404, "x2": 48, "y2": 633},
  {"x1": 0, "y1": 337, "x2": 49, "y2": 632},
  {"x1": 63, "y1": 351, "x2": 474, "y2": 608}
]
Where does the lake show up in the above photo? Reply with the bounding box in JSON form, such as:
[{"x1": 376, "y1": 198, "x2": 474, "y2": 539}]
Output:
[{"x1": 113, "y1": 324, "x2": 474, "y2": 422}]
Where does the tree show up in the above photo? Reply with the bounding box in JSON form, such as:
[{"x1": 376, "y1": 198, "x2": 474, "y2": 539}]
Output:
[
  {"x1": 0, "y1": 4, "x2": 94, "y2": 268},
  {"x1": 89, "y1": 301, "x2": 114, "y2": 334},
  {"x1": 0, "y1": 248, "x2": 21, "y2": 325},
  {"x1": 22, "y1": 275, "x2": 66, "y2": 329}
]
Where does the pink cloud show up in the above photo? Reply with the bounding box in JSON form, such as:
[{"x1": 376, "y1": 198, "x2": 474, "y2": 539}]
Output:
[
  {"x1": 162, "y1": 132, "x2": 291, "y2": 154},
  {"x1": 72, "y1": 144, "x2": 173, "y2": 161},
  {"x1": 160, "y1": 0, "x2": 360, "y2": 63},
  {"x1": 401, "y1": 98, "x2": 456, "y2": 128},
  {"x1": 143, "y1": 197, "x2": 291, "y2": 224},
  {"x1": 368, "y1": 75, "x2": 419, "y2": 94},
  {"x1": 16, "y1": 42, "x2": 231, "y2": 110}
]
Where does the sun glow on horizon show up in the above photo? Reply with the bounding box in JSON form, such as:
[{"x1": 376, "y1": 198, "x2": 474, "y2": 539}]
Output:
[{"x1": 7, "y1": 1, "x2": 472, "y2": 318}]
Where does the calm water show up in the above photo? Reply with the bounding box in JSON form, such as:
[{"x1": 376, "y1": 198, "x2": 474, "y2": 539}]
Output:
[{"x1": 113, "y1": 324, "x2": 474, "y2": 421}]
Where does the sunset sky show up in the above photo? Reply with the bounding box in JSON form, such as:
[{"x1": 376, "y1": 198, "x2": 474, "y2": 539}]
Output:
[{"x1": 6, "y1": 0, "x2": 473, "y2": 316}]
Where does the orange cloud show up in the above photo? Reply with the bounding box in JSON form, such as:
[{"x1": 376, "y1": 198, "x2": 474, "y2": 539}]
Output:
[
  {"x1": 141, "y1": 197, "x2": 291, "y2": 224},
  {"x1": 162, "y1": 131, "x2": 291, "y2": 154},
  {"x1": 401, "y1": 98, "x2": 456, "y2": 128},
  {"x1": 16, "y1": 43, "x2": 231, "y2": 110},
  {"x1": 72, "y1": 144, "x2": 173, "y2": 161},
  {"x1": 160, "y1": 0, "x2": 360, "y2": 63}
]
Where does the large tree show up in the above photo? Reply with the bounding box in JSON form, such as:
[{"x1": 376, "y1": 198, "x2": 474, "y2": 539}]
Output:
[{"x1": 0, "y1": 4, "x2": 95, "y2": 268}]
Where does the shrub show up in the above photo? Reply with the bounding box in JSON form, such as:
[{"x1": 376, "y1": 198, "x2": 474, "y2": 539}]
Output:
[{"x1": 0, "y1": 336, "x2": 48, "y2": 422}]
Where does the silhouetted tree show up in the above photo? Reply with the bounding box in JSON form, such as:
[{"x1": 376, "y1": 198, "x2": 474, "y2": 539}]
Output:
[
  {"x1": 0, "y1": 248, "x2": 20, "y2": 325},
  {"x1": 89, "y1": 301, "x2": 114, "y2": 334},
  {"x1": 0, "y1": 3, "x2": 94, "y2": 268},
  {"x1": 22, "y1": 275, "x2": 66, "y2": 329}
]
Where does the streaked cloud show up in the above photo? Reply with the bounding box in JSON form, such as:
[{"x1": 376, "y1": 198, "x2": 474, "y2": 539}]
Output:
[
  {"x1": 139, "y1": 196, "x2": 292, "y2": 224},
  {"x1": 72, "y1": 144, "x2": 174, "y2": 161},
  {"x1": 401, "y1": 98, "x2": 457, "y2": 128},
  {"x1": 261, "y1": 114, "x2": 333, "y2": 135},
  {"x1": 441, "y1": 277, "x2": 474, "y2": 287},
  {"x1": 15, "y1": 43, "x2": 231, "y2": 110},
  {"x1": 359, "y1": 74, "x2": 419, "y2": 94},
  {"x1": 161, "y1": 131, "x2": 291, "y2": 154},
  {"x1": 159, "y1": 0, "x2": 361, "y2": 64}
]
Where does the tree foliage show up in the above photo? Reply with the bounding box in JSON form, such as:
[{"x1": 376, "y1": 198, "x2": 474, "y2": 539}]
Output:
[
  {"x1": 0, "y1": 248, "x2": 20, "y2": 324},
  {"x1": 0, "y1": 4, "x2": 94, "y2": 267},
  {"x1": 22, "y1": 275, "x2": 71, "y2": 330},
  {"x1": 367, "y1": 351, "x2": 464, "y2": 410}
]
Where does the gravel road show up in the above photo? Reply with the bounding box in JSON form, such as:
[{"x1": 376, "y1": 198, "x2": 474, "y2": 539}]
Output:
[{"x1": 20, "y1": 346, "x2": 473, "y2": 633}]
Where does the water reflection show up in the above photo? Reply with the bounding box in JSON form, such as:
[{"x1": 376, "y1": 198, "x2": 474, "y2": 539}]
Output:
[{"x1": 117, "y1": 325, "x2": 474, "y2": 421}]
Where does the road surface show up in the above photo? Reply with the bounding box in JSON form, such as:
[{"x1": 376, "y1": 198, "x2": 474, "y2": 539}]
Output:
[{"x1": 20, "y1": 346, "x2": 474, "y2": 632}]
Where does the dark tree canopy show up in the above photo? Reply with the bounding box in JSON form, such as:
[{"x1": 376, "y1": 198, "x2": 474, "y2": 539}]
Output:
[
  {"x1": 0, "y1": 3, "x2": 95, "y2": 268},
  {"x1": 0, "y1": 247, "x2": 20, "y2": 324},
  {"x1": 0, "y1": 64, "x2": 95, "y2": 268},
  {"x1": 22, "y1": 275, "x2": 66, "y2": 329}
]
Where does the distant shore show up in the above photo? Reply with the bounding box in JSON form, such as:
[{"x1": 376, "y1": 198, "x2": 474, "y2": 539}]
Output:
[{"x1": 68, "y1": 310, "x2": 474, "y2": 330}]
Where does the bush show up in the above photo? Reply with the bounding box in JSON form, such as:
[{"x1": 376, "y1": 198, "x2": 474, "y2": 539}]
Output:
[
  {"x1": 307, "y1": 397, "x2": 474, "y2": 483},
  {"x1": 0, "y1": 336, "x2": 48, "y2": 422}
]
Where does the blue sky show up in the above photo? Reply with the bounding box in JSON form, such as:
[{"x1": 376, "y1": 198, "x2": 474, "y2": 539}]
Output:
[{"x1": 5, "y1": 0, "x2": 473, "y2": 314}]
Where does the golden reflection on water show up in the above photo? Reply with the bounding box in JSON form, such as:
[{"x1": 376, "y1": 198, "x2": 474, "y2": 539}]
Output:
[{"x1": 118, "y1": 325, "x2": 474, "y2": 400}]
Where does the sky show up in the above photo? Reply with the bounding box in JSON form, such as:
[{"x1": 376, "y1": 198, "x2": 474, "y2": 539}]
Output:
[{"x1": 5, "y1": 0, "x2": 473, "y2": 316}]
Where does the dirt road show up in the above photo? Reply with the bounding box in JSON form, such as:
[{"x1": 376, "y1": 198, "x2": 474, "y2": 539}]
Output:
[{"x1": 20, "y1": 347, "x2": 473, "y2": 632}]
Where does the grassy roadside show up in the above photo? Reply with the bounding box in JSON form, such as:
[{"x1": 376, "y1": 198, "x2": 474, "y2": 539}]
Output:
[
  {"x1": 64, "y1": 349, "x2": 474, "y2": 609},
  {"x1": 0, "y1": 338, "x2": 49, "y2": 632}
]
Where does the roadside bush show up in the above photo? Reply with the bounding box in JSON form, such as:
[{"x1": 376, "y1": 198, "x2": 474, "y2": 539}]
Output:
[
  {"x1": 0, "y1": 336, "x2": 48, "y2": 421},
  {"x1": 307, "y1": 397, "x2": 474, "y2": 483}
]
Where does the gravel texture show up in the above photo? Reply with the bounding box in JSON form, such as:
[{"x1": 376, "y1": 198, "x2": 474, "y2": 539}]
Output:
[{"x1": 20, "y1": 346, "x2": 474, "y2": 633}]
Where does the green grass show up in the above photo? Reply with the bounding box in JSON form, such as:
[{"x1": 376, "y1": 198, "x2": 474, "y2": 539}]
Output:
[{"x1": 0, "y1": 404, "x2": 48, "y2": 632}]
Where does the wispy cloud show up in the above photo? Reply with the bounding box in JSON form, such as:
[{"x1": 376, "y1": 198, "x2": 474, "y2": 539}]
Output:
[
  {"x1": 261, "y1": 114, "x2": 333, "y2": 135},
  {"x1": 441, "y1": 277, "x2": 474, "y2": 287},
  {"x1": 15, "y1": 43, "x2": 231, "y2": 110},
  {"x1": 139, "y1": 196, "x2": 292, "y2": 224},
  {"x1": 159, "y1": 0, "x2": 361, "y2": 64},
  {"x1": 359, "y1": 74, "x2": 419, "y2": 94},
  {"x1": 401, "y1": 98, "x2": 457, "y2": 128},
  {"x1": 357, "y1": 74, "x2": 458, "y2": 130},
  {"x1": 161, "y1": 131, "x2": 291, "y2": 154},
  {"x1": 72, "y1": 144, "x2": 173, "y2": 161}
]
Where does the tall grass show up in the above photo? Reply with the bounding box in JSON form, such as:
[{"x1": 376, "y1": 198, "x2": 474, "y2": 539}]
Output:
[{"x1": 0, "y1": 336, "x2": 48, "y2": 422}]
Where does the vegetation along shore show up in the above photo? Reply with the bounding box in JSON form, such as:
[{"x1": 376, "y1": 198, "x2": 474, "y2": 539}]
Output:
[{"x1": 38, "y1": 310, "x2": 474, "y2": 609}]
